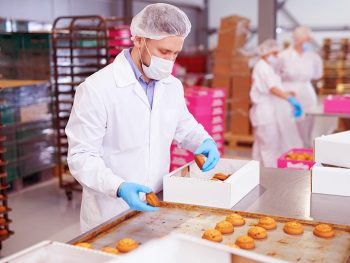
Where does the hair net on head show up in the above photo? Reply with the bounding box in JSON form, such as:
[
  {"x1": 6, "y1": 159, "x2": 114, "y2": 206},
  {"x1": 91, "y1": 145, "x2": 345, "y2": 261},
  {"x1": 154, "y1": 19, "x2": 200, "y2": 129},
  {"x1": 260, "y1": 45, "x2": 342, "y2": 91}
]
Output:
[
  {"x1": 293, "y1": 26, "x2": 311, "y2": 42},
  {"x1": 258, "y1": 39, "x2": 279, "y2": 56},
  {"x1": 130, "y1": 3, "x2": 191, "y2": 40}
]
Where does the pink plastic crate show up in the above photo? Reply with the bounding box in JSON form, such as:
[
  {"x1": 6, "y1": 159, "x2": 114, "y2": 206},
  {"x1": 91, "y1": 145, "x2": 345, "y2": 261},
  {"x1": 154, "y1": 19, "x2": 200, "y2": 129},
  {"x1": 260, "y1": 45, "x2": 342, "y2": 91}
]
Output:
[
  {"x1": 188, "y1": 86, "x2": 227, "y2": 99},
  {"x1": 277, "y1": 148, "x2": 315, "y2": 170},
  {"x1": 108, "y1": 38, "x2": 133, "y2": 47},
  {"x1": 324, "y1": 95, "x2": 350, "y2": 113},
  {"x1": 108, "y1": 26, "x2": 131, "y2": 37}
]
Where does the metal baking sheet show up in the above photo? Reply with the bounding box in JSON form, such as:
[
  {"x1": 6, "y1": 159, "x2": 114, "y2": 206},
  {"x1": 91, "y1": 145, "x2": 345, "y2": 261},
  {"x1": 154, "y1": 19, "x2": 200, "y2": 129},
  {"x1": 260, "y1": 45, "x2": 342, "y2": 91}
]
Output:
[{"x1": 70, "y1": 202, "x2": 350, "y2": 263}]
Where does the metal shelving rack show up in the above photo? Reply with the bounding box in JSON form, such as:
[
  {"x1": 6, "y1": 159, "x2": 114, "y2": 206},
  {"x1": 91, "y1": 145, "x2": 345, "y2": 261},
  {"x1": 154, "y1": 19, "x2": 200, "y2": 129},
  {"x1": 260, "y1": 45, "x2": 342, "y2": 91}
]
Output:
[
  {"x1": 51, "y1": 15, "x2": 132, "y2": 200},
  {"x1": 0, "y1": 93, "x2": 14, "y2": 249}
]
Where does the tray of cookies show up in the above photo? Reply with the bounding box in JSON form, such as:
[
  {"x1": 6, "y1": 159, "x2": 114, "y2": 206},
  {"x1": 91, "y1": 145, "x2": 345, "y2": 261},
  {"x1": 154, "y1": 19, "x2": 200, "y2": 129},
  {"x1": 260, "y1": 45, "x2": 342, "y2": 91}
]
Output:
[{"x1": 69, "y1": 202, "x2": 350, "y2": 263}]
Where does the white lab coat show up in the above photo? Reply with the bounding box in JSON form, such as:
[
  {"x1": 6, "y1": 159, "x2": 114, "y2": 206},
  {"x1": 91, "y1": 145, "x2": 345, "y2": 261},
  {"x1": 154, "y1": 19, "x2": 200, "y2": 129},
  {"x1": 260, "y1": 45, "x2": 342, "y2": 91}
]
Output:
[
  {"x1": 277, "y1": 47, "x2": 323, "y2": 147},
  {"x1": 250, "y1": 59, "x2": 302, "y2": 167},
  {"x1": 65, "y1": 51, "x2": 211, "y2": 232}
]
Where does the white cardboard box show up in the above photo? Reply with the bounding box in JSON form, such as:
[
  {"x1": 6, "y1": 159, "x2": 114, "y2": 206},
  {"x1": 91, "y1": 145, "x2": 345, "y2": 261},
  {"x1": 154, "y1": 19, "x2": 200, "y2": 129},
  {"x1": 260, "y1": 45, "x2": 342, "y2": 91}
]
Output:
[
  {"x1": 163, "y1": 158, "x2": 259, "y2": 209},
  {"x1": 311, "y1": 163, "x2": 350, "y2": 197},
  {"x1": 0, "y1": 240, "x2": 115, "y2": 263},
  {"x1": 110, "y1": 233, "x2": 286, "y2": 263},
  {"x1": 314, "y1": 131, "x2": 350, "y2": 168}
]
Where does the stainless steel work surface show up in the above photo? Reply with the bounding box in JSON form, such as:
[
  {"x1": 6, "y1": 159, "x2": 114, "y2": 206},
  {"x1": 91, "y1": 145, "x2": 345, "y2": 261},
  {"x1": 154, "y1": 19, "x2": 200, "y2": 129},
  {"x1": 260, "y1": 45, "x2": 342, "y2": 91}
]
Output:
[{"x1": 233, "y1": 167, "x2": 350, "y2": 226}]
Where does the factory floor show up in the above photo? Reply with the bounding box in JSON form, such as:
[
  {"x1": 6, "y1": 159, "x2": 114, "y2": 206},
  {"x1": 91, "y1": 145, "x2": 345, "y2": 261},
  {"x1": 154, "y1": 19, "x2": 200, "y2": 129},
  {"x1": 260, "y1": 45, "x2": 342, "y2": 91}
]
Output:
[{"x1": 0, "y1": 148, "x2": 251, "y2": 258}]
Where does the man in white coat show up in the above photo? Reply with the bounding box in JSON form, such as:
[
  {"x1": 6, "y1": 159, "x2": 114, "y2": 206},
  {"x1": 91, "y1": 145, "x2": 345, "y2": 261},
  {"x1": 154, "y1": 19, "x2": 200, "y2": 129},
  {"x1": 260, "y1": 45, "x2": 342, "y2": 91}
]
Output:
[
  {"x1": 65, "y1": 3, "x2": 220, "y2": 232},
  {"x1": 277, "y1": 26, "x2": 323, "y2": 148}
]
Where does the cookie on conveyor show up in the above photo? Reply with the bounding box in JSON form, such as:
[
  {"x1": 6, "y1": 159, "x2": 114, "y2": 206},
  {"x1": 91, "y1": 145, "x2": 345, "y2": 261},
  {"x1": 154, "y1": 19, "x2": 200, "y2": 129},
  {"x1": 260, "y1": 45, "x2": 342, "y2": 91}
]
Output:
[
  {"x1": 146, "y1": 192, "x2": 160, "y2": 207},
  {"x1": 258, "y1": 217, "x2": 277, "y2": 230},
  {"x1": 215, "y1": 220, "x2": 234, "y2": 234},
  {"x1": 116, "y1": 238, "x2": 139, "y2": 253},
  {"x1": 283, "y1": 221, "x2": 304, "y2": 235},
  {"x1": 226, "y1": 243, "x2": 240, "y2": 249},
  {"x1": 226, "y1": 213, "x2": 245, "y2": 226},
  {"x1": 210, "y1": 177, "x2": 220, "y2": 181},
  {"x1": 235, "y1": 235, "x2": 255, "y2": 250},
  {"x1": 75, "y1": 242, "x2": 92, "y2": 249},
  {"x1": 101, "y1": 247, "x2": 120, "y2": 254},
  {"x1": 212, "y1": 173, "x2": 229, "y2": 181},
  {"x1": 202, "y1": 229, "x2": 223, "y2": 242},
  {"x1": 0, "y1": 217, "x2": 6, "y2": 224},
  {"x1": 313, "y1": 224, "x2": 335, "y2": 238},
  {"x1": 248, "y1": 226, "x2": 268, "y2": 239},
  {"x1": 194, "y1": 154, "x2": 206, "y2": 169}
]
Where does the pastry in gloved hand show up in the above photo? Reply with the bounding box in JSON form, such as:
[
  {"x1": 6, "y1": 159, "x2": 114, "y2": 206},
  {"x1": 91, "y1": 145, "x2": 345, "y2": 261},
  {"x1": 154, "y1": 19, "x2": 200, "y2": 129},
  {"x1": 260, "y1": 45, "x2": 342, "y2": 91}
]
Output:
[
  {"x1": 146, "y1": 192, "x2": 160, "y2": 207},
  {"x1": 117, "y1": 183, "x2": 159, "y2": 212},
  {"x1": 194, "y1": 139, "x2": 220, "y2": 172}
]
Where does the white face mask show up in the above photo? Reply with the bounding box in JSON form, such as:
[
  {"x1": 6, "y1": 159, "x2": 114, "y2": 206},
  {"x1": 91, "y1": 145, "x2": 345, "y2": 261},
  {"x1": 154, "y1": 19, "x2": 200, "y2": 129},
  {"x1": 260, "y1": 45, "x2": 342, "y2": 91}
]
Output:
[
  {"x1": 267, "y1": 54, "x2": 277, "y2": 65},
  {"x1": 139, "y1": 39, "x2": 174, "y2": 80}
]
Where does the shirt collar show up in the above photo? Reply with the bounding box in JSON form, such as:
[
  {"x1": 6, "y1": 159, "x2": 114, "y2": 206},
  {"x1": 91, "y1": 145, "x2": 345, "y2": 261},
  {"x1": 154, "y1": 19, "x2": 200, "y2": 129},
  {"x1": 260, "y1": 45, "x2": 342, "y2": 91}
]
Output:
[{"x1": 124, "y1": 48, "x2": 157, "y2": 85}]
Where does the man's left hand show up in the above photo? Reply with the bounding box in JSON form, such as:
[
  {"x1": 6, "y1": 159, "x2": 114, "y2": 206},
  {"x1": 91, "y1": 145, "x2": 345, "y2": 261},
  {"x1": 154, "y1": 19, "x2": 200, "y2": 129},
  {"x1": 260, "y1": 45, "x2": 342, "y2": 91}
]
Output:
[{"x1": 194, "y1": 139, "x2": 220, "y2": 172}]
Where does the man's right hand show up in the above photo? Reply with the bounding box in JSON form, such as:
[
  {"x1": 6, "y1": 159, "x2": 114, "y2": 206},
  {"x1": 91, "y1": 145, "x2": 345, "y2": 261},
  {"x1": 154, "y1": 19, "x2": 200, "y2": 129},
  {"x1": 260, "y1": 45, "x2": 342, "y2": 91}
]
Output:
[{"x1": 117, "y1": 182, "x2": 159, "y2": 212}]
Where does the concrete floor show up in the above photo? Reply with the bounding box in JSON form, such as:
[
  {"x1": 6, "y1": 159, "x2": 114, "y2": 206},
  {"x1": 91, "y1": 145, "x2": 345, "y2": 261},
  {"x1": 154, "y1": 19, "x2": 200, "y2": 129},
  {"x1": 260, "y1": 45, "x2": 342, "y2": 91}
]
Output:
[
  {"x1": 1, "y1": 179, "x2": 82, "y2": 257},
  {"x1": 0, "y1": 147, "x2": 252, "y2": 258}
]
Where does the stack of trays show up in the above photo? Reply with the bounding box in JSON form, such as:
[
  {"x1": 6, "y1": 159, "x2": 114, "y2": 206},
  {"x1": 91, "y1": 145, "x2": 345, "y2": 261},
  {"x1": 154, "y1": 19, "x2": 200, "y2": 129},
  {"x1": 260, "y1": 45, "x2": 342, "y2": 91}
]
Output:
[{"x1": 312, "y1": 131, "x2": 350, "y2": 197}]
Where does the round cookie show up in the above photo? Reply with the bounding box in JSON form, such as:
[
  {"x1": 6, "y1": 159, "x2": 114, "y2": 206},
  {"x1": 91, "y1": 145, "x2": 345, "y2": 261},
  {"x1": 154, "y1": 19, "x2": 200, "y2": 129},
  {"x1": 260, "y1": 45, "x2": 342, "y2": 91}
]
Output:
[
  {"x1": 0, "y1": 206, "x2": 6, "y2": 213},
  {"x1": 226, "y1": 243, "x2": 240, "y2": 249},
  {"x1": 146, "y1": 192, "x2": 160, "y2": 207},
  {"x1": 102, "y1": 247, "x2": 120, "y2": 254},
  {"x1": 283, "y1": 221, "x2": 304, "y2": 235},
  {"x1": 0, "y1": 217, "x2": 6, "y2": 224},
  {"x1": 313, "y1": 224, "x2": 335, "y2": 238},
  {"x1": 213, "y1": 173, "x2": 229, "y2": 181},
  {"x1": 226, "y1": 213, "x2": 245, "y2": 226},
  {"x1": 194, "y1": 154, "x2": 206, "y2": 169},
  {"x1": 75, "y1": 242, "x2": 92, "y2": 249},
  {"x1": 117, "y1": 238, "x2": 138, "y2": 253},
  {"x1": 202, "y1": 229, "x2": 223, "y2": 242},
  {"x1": 258, "y1": 217, "x2": 277, "y2": 230},
  {"x1": 215, "y1": 220, "x2": 234, "y2": 234},
  {"x1": 210, "y1": 177, "x2": 220, "y2": 181},
  {"x1": 248, "y1": 226, "x2": 268, "y2": 240},
  {"x1": 235, "y1": 235, "x2": 255, "y2": 250}
]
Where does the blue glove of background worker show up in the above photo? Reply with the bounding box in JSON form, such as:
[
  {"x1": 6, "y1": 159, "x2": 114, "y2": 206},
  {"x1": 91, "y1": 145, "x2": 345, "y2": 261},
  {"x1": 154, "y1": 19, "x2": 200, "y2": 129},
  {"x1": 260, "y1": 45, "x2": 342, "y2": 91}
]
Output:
[
  {"x1": 117, "y1": 182, "x2": 159, "y2": 212},
  {"x1": 287, "y1": 96, "x2": 303, "y2": 118},
  {"x1": 194, "y1": 139, "x2": 220, "y2": 172}
]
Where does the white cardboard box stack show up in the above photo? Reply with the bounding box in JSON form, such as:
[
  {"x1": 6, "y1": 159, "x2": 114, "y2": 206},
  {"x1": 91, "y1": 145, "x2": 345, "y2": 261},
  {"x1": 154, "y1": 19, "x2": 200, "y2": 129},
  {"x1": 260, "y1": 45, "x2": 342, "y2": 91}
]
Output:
[{"x1": 312, "y1": 131, "x2": 350, "y2": 197}]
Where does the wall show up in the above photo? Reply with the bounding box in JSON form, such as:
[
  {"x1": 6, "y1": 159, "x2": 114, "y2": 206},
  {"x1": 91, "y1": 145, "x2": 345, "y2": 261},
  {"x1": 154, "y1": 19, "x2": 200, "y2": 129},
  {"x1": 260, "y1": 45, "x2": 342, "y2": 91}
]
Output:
[
  {"x1": 0, "y1": 0, "x2": 123, "y2": 22},
  {"x1": 1, "y1": 0, "x2": 350, "y2": 49}
]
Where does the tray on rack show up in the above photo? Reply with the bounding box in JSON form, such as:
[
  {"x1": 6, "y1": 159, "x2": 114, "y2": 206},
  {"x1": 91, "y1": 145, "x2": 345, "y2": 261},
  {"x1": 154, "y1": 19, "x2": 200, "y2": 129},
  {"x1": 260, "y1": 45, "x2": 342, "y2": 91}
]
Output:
[{"x1": 70, "y1": 202, "x2": 350, "y2": 263}]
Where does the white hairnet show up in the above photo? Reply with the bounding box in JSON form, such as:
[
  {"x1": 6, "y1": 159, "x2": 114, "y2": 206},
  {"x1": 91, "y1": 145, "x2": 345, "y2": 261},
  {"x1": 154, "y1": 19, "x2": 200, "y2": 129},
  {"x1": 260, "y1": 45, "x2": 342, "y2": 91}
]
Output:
[
  {"x1": 293, "y1": 26, "x2": 311, "y2": 42},
  {"x1": 258, "y1": 39, "x2": 279, "y2": 56},
  {"x1": 130, "y1": 3, "x2": 191, "y2": 40}
]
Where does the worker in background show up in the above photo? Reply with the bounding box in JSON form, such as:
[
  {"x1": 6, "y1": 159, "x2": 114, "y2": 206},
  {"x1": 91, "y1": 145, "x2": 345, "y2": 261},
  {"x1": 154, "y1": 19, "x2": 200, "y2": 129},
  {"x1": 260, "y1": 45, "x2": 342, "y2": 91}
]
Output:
[
  {"x1": 250, "y1": 39, "x2": 303, "y2": 167},
  {"x1": 65, "y1": 3, "x2": 220, "y2": 232},
  {"x1": 277, "y1": 26, "x2": 323, "y2": 148}
]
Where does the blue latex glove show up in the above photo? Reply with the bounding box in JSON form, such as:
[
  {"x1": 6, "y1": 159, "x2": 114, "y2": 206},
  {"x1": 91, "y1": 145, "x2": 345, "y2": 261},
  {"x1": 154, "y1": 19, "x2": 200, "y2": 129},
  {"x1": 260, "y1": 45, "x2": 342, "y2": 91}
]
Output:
[
  {"x1": 194, "y1": 139, "x2": 220, "y2": 172},
  {"x1": 288, "y1": 96, "x2": 303, "y2": 118},
  {"x1": 117, "y1": 182, "x2": 159, "y2": 212}
]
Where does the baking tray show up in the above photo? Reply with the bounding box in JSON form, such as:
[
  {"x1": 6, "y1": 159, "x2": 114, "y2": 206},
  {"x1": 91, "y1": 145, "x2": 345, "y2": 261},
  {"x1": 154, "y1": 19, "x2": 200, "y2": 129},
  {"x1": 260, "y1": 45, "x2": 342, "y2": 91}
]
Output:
[{"x1": 70, "y1": 202, "x2": 350, "y2": 263}]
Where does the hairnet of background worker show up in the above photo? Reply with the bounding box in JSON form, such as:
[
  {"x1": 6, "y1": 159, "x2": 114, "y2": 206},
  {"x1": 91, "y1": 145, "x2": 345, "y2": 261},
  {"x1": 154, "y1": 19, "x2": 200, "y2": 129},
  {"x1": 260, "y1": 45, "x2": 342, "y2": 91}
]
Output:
[
  {"x1": 65, "y1": 3, "x2": 220, "y2": 232},
  {"x1": 250, "y1": 39, "x2": 303, "y2": 167}
]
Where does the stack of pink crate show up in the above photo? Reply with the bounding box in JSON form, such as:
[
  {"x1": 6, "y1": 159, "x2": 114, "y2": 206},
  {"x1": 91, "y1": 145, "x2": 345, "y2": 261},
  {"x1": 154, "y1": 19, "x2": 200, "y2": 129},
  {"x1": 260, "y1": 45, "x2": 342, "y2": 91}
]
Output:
[{"x1": 169, "y1": 86, "x2": 226, "y2": 171}]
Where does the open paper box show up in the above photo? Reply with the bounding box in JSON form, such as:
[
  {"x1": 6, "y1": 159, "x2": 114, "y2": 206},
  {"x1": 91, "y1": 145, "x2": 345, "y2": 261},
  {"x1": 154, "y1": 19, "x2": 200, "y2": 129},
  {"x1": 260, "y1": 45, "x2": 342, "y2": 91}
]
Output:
[
  {"x1": 314, "y1": 131, "x2": 350, "y2": 168},
  {"x1": 163, "y1": 158, "x2": 259, "y2": 209},
  {"x1": 112, "y1": 233, "x2": 286, "y2": 263}
]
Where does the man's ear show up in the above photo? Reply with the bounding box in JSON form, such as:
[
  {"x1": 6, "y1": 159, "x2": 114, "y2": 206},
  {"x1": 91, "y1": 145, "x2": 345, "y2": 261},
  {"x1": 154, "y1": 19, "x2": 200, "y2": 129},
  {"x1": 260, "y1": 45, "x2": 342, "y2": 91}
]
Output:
[{"x1": 133, "y1": 36, "x2": 142, "y2": 48}]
